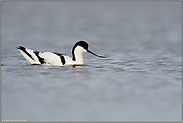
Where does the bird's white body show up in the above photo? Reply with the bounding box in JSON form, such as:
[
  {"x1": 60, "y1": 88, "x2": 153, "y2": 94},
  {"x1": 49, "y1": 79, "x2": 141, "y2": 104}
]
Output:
[{"x1": 17, "y1": 41, "x2": 104, "y2": 66}]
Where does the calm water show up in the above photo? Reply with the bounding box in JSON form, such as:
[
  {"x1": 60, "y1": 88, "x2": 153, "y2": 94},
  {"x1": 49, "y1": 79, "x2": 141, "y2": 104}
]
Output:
[{"x1": 2, "y1": 2, "x2": 182, "y2": 122}]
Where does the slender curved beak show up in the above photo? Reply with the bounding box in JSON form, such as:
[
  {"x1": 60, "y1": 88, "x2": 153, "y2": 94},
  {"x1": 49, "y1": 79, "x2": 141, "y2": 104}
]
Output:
[{"x1": 87, "y1": 50, "x2": 106, "y2": 58}]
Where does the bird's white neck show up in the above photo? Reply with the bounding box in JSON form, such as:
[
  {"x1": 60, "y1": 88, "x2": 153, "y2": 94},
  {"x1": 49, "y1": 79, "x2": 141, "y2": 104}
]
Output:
[{"x1": 72, "y1": 46, "x2": 87, "y2": 64}]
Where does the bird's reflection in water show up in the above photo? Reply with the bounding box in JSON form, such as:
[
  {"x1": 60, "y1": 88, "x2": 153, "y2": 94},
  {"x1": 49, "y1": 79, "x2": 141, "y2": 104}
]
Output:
[
  {"x1": 72, "y1": 65, "x2": 84, "y2": 69},
  {"x1": 72, "y1": 65, "x2": 86, "y2": 72}
]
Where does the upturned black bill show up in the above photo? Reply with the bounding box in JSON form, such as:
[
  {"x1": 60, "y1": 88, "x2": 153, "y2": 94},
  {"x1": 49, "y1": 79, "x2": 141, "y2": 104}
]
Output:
[{"x1": 87, "y1": 50, "x2": 106, "y2": 58}]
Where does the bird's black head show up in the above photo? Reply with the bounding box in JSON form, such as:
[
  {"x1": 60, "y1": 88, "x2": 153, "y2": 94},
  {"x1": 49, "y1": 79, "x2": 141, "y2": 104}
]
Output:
[
  {"x1": 74, "y1": 41, "x2": 89, "y2": 50},
  {"x1": 72, "y1": 41, "x2": 88, "y2": 61}
]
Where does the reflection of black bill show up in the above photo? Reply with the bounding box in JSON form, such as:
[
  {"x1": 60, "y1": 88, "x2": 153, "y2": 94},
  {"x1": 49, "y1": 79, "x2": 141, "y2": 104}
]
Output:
[{"x1": 87, "y1": 50, "x2": 106, "y2": 58}]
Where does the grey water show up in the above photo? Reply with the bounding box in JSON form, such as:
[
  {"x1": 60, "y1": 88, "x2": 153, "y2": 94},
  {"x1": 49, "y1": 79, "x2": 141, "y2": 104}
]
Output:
[{"x1": 1, "y1": 2, "x2": 182, "y2": 122}]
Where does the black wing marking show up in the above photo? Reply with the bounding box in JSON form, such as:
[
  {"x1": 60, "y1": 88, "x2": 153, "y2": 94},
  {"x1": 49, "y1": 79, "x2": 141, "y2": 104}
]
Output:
[
  {"x1": 33, "y1": 51, "x2": 45, "y2": 64},
  {"x1": 53, "y1": 52, "x2": 66, "y2": 65},
  {"x1": 16, "y1": 46, "x2": 34, "y2": 60}
]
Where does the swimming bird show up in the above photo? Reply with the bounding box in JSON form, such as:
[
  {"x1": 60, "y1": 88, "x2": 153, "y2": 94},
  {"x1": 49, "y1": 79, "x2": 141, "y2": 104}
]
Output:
[{"x1": 17, "y1": 41, "x2": 105, "y2": 66}]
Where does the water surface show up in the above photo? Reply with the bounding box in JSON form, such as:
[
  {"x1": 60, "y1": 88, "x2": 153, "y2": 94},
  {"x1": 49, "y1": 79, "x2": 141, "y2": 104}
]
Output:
[{"x1": 2, "y1": 2, "x2": 181, "y2": 122}]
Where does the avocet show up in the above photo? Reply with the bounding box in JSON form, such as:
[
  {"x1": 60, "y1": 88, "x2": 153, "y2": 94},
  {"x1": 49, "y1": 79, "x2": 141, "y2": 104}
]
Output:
[{"x1": 17, "y1": 41, "x2": 105, "y2": 66}]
